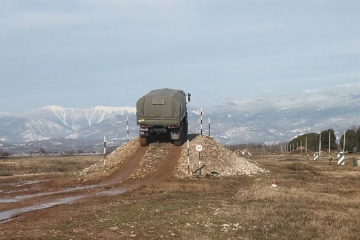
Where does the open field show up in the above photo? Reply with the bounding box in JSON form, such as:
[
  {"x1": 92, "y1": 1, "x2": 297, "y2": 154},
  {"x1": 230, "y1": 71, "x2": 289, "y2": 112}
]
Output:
[
  {"x1": 0, "y1": 155, "x2": 101, "y2": 176},
  {"x1": 1, "y1": 153, "x2": 360, "y2": 239}
]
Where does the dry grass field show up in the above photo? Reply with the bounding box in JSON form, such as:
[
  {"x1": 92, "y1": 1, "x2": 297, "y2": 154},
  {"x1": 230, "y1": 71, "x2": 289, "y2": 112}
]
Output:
[
  {"x1": 87, "y1": 156, "x2": 360, "y2": 240},
  {"x1": 0, "y1": 155, "x2": 101, "y2": 176},
  {"x1": 1, "y1": 154, "x2": 360, "y2": 239}
]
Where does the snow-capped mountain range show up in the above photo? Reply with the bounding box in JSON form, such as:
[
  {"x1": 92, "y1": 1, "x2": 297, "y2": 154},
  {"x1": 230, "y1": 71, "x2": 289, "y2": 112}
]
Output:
[
  {"x1": 0, "y1": 83, "x2": 359, "y2": 152},
  {"x1": 0, "y1": 106, "x2": 135, "y2": 142}
]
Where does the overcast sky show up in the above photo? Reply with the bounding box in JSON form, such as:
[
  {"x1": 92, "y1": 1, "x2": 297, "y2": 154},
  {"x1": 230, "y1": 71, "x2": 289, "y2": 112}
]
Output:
[{"x1": 1, "y1": 0, "x2": 359, "y2": 113}]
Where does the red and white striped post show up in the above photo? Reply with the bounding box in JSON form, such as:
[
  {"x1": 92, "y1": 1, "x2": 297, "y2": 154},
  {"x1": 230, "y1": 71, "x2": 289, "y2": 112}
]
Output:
[
  {"x1": 103, "y1": 136, "x2": 106, "y2": 158},
  {"x1": 200, "y1": 107, "x2": 203, "y2": 136},
  {"x1": 208, "y1": 118, "x2": 211, "y2": 136},
  {"x1": 103, "y1": 136, "x2": 107, "y2": 171},
  {"x1": 187, "y1": 140, "x2": 190, "y2": 174},
  {"x1": 126, "y1": 115, "x2": 129, "y2": 142}
]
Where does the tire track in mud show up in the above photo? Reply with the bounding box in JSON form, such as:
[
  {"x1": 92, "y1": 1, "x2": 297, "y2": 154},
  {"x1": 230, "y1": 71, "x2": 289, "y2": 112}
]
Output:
[
  {"x1": 0, "y1": 142, "x2": 181, "y2": 223},
  {"x1": 143, "y1": 144, "x2": 182, "y2": 183},
  {"x1": 102, "y1": 141, "x2": 182, "y2": 184},
  {"x1": 101, "y1": 145, "x2": 150, "y2": 185},
  {"x1": 0, "y1": 145, "x2": 150, "y2": 222}
]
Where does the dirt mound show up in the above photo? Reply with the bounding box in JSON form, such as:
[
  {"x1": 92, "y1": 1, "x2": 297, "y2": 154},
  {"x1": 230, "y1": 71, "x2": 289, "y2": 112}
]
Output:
[
  {"x1": 80, "y1": 135, "x2": 267, "y2": 181},
  {"x1": 79, "y1": 138, "x2": 140, "y2": 180},
  {"x1": 174, "y1": 135, "x2": 267, "y2": 178}
]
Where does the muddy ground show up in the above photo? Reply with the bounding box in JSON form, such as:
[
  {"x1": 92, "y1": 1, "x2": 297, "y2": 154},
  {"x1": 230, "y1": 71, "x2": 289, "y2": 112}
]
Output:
[{"x1": 1, "y1": 138, "x2": 360, "y2": 239}]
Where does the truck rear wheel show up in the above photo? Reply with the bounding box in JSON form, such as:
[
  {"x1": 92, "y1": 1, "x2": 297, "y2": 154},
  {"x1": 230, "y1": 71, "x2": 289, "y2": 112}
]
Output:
[
  {"x1": 174, "y1": 131, "x2": 183, "y2": 146},
  {"x1": 140, "y1": 137, "x2": 148, "y2": 146}
]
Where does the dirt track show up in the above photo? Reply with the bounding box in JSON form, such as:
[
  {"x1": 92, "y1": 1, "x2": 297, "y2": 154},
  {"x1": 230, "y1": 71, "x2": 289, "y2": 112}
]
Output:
[
  {"x1": 0, "y1": 137, "x2": 268, "y2": 239},
  {"x1": 101, "y1": 145, "x2": 150, "y2": 185},
  {"x1": 143, "y1": 144, "x2": 183, "y2": 182},
  {"x1": 2, "y1": 145, "x2": 360, "y2": 239},
  {"x1": 0, "y1": 142, "x2": 183, "y2": 224}
]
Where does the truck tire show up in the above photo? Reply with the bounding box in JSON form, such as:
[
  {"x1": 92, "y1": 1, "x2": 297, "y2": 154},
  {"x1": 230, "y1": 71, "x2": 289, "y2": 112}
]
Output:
[
  {"x1": 174, "y1": 128, "x2": 183, "y2": 146},
  {"x1": 140, "y1": 137, "x2": 148, "y2": 146},
  {"x1": 173, "y1": 132, "x2": 182, "y2": 146}
]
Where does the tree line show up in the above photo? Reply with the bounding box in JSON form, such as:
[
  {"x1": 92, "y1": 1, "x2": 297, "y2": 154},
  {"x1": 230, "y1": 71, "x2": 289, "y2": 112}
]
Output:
[
  {"x1": 0, "y1": 149, "x2": 11, "y2": 158},
  {"x1": 289, "y1": 127, "x2": 360, "y2": 153},
  {"x1": 226, "y1": 127, "x2": 360, "y2": 154},
  {"x1": 289, "y1": 129, "x2": 336, "y2": 153}
]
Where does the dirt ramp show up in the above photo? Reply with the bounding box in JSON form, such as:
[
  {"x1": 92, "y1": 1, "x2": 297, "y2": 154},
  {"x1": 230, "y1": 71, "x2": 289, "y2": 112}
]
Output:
[
  {"x1": 128, "y1": 142, "x2": 182, "y2": 181},
  {"x1": 80, "y1": 135, "x2": 267, "y2": 183},
  {"x1": 101, "y1": 145, "x2": 149, "y2": 185},
  {"x1": 143, "y1": 144, "x2": 182, "y2": 182},
  {"x1": 80, "y1": 139, "x2": 183, "y2": 183},
  {"x1": 80, "y1": 138, "x2": 141, "y2": 181}
]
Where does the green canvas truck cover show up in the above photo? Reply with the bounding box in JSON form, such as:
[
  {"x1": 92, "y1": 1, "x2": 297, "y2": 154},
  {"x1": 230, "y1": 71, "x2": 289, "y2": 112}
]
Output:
[{"x1": 136, "y1": 88, "x2": 187, "y2": 125}]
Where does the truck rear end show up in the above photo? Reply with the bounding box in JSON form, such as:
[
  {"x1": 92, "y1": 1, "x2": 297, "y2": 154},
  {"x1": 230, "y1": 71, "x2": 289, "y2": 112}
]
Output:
[{"x1": 136, "y1": 88, "x2": 190, "y2": 146}]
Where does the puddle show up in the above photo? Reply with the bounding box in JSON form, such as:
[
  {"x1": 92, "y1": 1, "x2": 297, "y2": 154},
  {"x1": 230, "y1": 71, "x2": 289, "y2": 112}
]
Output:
[
  {"x1": 62, "y1": 184, "x2": 103, "y2": 192},
  {"x1": 0, "y1": 180, "x2": 48, "y2": 188},
  {"x1": 97, "y1": 188, "x2": 128, "y2": 196},
  {"x1": 3, "y1": 186, "x2": 40, "y2": 195},
  {"x1": 0, "y1": 199, "x2": 18, "y2": 203},
  {"x1": 0, "y1": 175, "x2": 133, "y2": 223},
  {"x1": 15, "y1": 180, "x2": 42, "y2": 187},
  {"x1": 15, "y1": 192, "x2": 52, "y2": 200},
  {"x1": 1, "y1": 184, "x2": 128, "y2": 201},
  {"x1": 0, "y1": 180, "x2": 49, "y2": 195},
  {"x1": 0, "y1": 196, "x2": 86, "y2": 223},
  {"x1": 0, "y1": 187, "x2": 128, "y2": 204},
  {"x1": 0, "y1": 184, "x2": 103, "y2": 203},
  {"x1": 0, "y1": 188, "x2": 129, "y2": 223}
]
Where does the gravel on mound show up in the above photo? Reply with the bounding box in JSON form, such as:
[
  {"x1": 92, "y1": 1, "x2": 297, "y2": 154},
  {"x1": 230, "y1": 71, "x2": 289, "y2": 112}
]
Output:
[
  {"x1": 174, "y1": 135, "x2": 267, "y2": 178},
  {"x1": 79, "y1": 138, "x2": 140, "y2": 179},
  {"x1": 130, "y1": 142, "x2": 172, "y2": 179},
  {"x1": 80, "y1": 136, "x2": 267, "y2": 180}
]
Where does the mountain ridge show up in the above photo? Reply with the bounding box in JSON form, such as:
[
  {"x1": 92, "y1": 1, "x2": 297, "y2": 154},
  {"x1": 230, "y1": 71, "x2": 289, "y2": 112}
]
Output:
[{"x1": 0, "y1": 83, "x2": 359, "y2": 152}]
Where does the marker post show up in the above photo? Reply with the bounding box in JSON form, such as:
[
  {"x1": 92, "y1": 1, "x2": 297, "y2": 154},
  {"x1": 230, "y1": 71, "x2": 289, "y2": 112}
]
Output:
[
  {"x1": 196, "y1": 144, "x2": 203, "y2": 176},
  {"x1": 200, "y1": 108, "x2": 203, "y2": 136},
  {"x1": 187, "y1": 140, "x2": 190, "y2": 174},
  {"x1": 103, "y1": 136, "x2": 107, "y2": 171},
  {"x1": 126, "y1": 115, "x2": 129, "y2": 142},
  {"x1": 208, "y1": 118, "x2": 211, "y2": 137}
]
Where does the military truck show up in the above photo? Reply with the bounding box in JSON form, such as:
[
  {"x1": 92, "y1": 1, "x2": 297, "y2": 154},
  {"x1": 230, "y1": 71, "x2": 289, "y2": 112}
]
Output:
[{"x1": 136, "y1": 88, "x2": 191, "y2": 146}]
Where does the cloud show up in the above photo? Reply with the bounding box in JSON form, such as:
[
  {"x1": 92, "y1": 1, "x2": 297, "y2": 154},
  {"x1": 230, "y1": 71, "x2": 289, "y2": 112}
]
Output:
[
  {"x1": 328, "y1": 38, "x2": 360, "y2": 55},
  {"x1": 0, "y1": 1, "x2": 92, "y2": 30},
  {"x1": 0, "y1": 0, "x2": 284, "y2": 33},
  {"x1": 0, "y1": 0, "x2": 194, "y2": 39},
  {"x1": 304, "y1": 81, "x2": 360, "y2": 95},
  {"x1": 80, "y1": 0, "x2": 189, "y2": 22},
  {"x1": 0, "y1": 0, "x2": 359, "y2": 112},
  {"x1": 3, "y1": 12, "x2": 90, "y2": 29},
  {"x1": 300, "y1": 72, "x2": 360, "y2": 85},
  {"x1": 250, "y1": 90, "x2": 278, "y2": 98}
]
